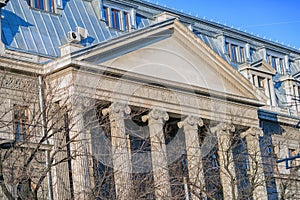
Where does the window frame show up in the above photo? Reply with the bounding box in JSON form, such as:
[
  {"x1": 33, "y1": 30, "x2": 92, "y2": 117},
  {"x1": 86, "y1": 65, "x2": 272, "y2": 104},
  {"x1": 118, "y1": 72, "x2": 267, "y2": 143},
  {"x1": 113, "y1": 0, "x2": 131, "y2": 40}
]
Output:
[
  {"x1": 267, "y1": 54, "x2": 285, "y2": 74},
  {"x1": 102, "y1": 5, "x2": 131, "y2": 32},
  {"x1": 226, "y1": 42, "x2": 246, "y2": 63},
  {"x1": 26, "y1": 0, "x2": 56, "y2": 13}
]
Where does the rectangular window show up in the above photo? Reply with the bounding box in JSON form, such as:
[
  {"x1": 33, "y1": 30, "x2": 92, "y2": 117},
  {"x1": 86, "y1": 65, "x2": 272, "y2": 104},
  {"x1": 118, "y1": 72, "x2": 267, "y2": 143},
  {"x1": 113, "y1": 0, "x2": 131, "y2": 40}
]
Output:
[
  {"x1": 267, "y1": 54, "x2": 285, "y2": 74},
  {"x1": 227, "y1": 43, "x2": 246, "y2": 63},
  {"x1": 13, "y1": 105, "x2": 29, "y2": 141},
  {"x1": 271, "y1": 57, "x2": 276, "y2": 69},
  {"x1": 123, "y1": 12, "x2": 130, "y2": 31},
  {"x1": 34, "y1": 0, "x2": 44, "y2": 10},
  {"x1": 111, "y1": 9, "x2": 120, "y2": 30},
  {"x1": 102, "y1": 7, "x2": 109, "y2": 25},
  {"x1": 288, "y1": 148, "x2": 297, "y2": 166},
  {"x1": 211, "y1": 153, "x2": 219, "y2": 169},
  {"x1": 269, "y1": 146, "x2": 279, "y2": 172},
  {"x1": 26, "y1": 0, "x2": 55, "y2": 13},
  {"x1": 231, "y1": 44, "x2": 238, "y2": 63},
  {"x1": 258, "y1": 76, "x2": 265, "y2": 89},
  {"x1": 240, "y1": 47, "x2": 245, "y2": 63},
  {"x1": 103, "y1": 6, "x2": 130, "y2": 32},
  {"x1": 279, "y1": 58, "x2": 285, "y2": 74},
  {"x1": 48, "y1": 0, "x2": 55, "y2": 13}
]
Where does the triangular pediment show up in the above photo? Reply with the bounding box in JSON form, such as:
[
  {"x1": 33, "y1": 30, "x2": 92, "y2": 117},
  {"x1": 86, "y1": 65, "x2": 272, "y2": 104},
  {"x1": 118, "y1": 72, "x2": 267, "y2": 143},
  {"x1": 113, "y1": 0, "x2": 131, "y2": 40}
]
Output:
[
  {"x1": 239, "y1": 59, "x2": 276, "y2": 75},
  {"x1": 73, "y1": 19, "x2": 266, "y2": 105}
]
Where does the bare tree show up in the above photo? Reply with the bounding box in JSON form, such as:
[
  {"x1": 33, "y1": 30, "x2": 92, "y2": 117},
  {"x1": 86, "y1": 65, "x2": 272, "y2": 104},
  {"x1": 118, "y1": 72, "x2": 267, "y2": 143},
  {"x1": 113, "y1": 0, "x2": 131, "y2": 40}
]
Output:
[{"x1": 0, "y1": 69, "x2": 86, "y2": 200}]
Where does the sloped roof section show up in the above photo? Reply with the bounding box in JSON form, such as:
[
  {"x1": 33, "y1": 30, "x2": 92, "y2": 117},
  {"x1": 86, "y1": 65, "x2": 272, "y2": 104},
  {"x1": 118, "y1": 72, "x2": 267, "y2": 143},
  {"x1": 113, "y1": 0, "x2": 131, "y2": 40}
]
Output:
[{"x1": 1, "y1": 0, "x2": 153, "y2": 58}]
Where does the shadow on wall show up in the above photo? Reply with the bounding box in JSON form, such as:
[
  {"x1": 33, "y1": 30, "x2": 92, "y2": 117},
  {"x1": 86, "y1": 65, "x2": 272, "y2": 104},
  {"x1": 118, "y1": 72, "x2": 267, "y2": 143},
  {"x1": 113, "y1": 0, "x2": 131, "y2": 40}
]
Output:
[{"x1": 1, "y1": 10, "x2": 33, "y2": 46}]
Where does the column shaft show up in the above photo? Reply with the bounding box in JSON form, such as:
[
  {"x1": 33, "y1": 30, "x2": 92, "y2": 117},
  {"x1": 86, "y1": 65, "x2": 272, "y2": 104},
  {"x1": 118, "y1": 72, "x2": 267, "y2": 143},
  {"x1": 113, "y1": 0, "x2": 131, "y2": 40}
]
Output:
[
  {"x1": 178, "y1": 116, "x2": 206, "y2": 200},
  {"x1": 103, "y1": 102, "x2": 132, "y2": 200},
  {"x1": 69, "y1": 107, "x2": 91, "y2": 199},
  {"x1": 142, "y1": 108, "x2": 171, "y2": 199},
  {"x1": 241, "y1": 127, "x2": 268, "y2": 200},
  {"x1": 211, "y1": 123, "x2": 238, "y2": 200}
]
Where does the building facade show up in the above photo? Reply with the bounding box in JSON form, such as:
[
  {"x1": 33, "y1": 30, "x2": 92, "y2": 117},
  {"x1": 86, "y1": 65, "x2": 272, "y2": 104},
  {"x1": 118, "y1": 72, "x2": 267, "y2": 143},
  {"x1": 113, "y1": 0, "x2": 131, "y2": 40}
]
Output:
[{"x1": 0, "y1": 0, "x2": 299, "y2": 199}]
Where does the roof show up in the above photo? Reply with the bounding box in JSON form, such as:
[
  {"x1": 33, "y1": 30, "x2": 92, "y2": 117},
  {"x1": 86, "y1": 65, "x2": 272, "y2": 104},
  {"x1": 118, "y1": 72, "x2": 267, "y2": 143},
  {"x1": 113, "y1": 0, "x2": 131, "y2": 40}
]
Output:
[{"x1": 1, "y1": 0, "x2": 153, "y2": 58}]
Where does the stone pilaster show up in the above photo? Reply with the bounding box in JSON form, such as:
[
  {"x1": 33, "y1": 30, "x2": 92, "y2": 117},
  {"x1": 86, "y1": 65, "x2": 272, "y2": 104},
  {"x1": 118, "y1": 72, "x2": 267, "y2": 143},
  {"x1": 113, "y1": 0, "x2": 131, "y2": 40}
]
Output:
[
  {"x1": 142, "y1": 108, "x2": 171, "y2": 199},
  {"x1": 241, "y1": 127, "x2": 267, "y2": 200},
  {"x1": 178, "y1": 116, "x2": 206, "y2": 200},
  {"x1": 102, "y1": 102, "x2": 132, "y2": 200},
  {"x1": 211, "y1": 123, "x2": 238, "y2": 200}
]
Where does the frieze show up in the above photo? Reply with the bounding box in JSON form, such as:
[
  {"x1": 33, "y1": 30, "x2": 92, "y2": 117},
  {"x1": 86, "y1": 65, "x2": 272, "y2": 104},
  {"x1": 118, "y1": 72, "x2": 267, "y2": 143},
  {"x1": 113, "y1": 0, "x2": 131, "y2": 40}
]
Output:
[
  {"x1": 0, "y1": 74, "x2": 37, "y2": 91},
  {"x1": 76, "y1": 75, "x2": 259, "y2": 126}
]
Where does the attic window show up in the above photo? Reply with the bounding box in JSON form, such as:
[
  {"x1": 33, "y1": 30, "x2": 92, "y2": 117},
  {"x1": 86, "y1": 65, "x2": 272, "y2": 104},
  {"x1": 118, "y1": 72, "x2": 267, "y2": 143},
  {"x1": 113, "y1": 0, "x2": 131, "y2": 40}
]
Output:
[
  {"x1": 26, "y1": 0, "x2": 55, "y2": 13},
  {"x1": 267, "y1": 54, "x2": 285, "y2": 74},
  {"x1": 102, "y1": 6, "x2": 130, "y2": 31},
  {"x1": 226, "y1": 42, "x2": 246, "y2": 63}
]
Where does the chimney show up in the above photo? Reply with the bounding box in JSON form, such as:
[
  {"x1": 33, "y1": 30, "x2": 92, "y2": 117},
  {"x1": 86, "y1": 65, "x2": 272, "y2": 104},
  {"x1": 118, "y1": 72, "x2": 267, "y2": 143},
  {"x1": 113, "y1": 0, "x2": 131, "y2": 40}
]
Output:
[{"x1": 154, "y1": 12, "x2": 179, "y2": 22}]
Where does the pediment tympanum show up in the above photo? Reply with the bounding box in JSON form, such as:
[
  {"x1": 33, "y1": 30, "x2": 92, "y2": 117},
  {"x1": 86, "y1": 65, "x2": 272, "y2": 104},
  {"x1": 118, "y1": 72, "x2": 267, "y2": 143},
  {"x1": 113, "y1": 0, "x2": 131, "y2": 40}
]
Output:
[{"x1": 74, "y1": 19, "x2": 266, "y2": 105}]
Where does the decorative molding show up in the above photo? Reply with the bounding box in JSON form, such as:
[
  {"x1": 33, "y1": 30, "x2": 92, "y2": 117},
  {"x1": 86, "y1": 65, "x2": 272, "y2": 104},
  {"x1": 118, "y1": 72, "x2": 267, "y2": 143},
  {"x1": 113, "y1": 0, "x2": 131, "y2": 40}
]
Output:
[{"x1": 0, "y1": 74, "x2": 37, "y2": 91}]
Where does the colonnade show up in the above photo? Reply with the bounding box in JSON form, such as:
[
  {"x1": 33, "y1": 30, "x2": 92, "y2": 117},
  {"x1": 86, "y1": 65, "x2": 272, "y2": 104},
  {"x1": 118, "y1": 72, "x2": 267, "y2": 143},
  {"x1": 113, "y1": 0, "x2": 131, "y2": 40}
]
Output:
[{"x1": 76, "y1": 102, "x2": 268, "y2": 200}]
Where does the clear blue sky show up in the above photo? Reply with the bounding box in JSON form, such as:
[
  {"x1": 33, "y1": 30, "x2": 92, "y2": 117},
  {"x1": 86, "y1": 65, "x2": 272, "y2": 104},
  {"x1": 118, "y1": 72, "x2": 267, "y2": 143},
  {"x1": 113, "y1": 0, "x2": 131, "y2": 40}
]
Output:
[{"x1": 148, "y1": 0, "x2": 300, "y2": 50}]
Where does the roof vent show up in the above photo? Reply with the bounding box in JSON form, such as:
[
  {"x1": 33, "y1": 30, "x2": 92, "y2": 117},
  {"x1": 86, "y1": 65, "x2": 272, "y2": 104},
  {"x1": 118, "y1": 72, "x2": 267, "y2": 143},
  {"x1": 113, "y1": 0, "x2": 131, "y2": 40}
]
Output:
[
  {"x1": 68, "y1": 31, "x2": 81, "y2": 43},
  {"x1": 76, "y1": 26, "x2": 88, "y2": 39}
]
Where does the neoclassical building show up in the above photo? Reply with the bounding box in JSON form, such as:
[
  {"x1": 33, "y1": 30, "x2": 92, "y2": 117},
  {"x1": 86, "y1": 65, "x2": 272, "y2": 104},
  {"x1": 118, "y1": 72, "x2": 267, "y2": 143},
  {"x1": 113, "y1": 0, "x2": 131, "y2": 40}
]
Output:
[{"x1": 0, "y1": 0, "x2": 299, "y2": 199}]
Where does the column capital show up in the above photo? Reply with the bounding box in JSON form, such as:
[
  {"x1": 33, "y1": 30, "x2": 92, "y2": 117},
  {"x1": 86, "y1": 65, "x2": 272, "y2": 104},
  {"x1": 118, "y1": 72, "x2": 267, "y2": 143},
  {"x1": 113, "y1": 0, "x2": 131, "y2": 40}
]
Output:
[
  {"x1": 210, "y1": 123, "x2": 235, "y2": 134},
  {"x1": 102, "y1": 102, "x2": 131, "y2": 116},
  {"x1": 141, "y1": 108, "x2": 169, "y2": 124},
  {"x1": 177, "y1": 115, "x2": 203, "y2": 129},
  {"x1": 241, "y1": 127, "x2": 263, "y2": 139}
]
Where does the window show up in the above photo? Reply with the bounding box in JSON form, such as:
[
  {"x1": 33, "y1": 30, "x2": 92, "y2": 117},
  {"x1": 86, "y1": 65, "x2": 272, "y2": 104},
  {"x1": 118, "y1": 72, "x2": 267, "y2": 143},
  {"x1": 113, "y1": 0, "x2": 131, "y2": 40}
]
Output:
[
  {"x1": 26, "y1": 0, "x2": 55, "y2": 13},
  {"x1": 244, "y1": 153, "x2": 251, "y2": 171},
  {"x1": 111, "y1": 9, "x2": 120, "y2": 30},
  {"x1": 226, "y1": 42, "x2": 246, "y2": 63},
  {"x1": 211, "y1": 153, "x2": 219, "y2": 169},
  {"x1": 258, "y1": 76, "x2": 265, "y2": 89},
  {"x1": 268, "y1": 146, "x2": 279, "y2": 172},
  {"x1": 102, "y1": 6, "x2": 130, "y2": 31},
  {"x1": 288, "y1": 148, "x2": 297, "y2": 167},
  {"x1": 13, "y1": 105, "x2": 29, "y2": 141},
  {"x1": 103, "y1": 7, "x2": 109, "y2": 25},
  {"x1": 123, "y1": 12, "x2": 130, "y2": 31},
  {"x1": 267, "y1": 54, "x2": 285, "y2": 74}
]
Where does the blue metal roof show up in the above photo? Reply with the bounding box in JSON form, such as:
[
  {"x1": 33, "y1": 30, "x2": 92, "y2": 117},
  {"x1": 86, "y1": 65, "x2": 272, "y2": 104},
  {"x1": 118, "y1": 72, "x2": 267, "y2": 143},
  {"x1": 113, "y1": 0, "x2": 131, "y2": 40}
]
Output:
[{"x1": 1, "y1": 0, "x2": 153, "y2": 58}]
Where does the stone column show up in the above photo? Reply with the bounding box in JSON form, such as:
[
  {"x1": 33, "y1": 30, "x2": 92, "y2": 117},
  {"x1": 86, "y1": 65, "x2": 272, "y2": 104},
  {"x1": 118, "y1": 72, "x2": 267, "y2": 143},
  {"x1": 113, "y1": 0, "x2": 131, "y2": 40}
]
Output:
[
  {"x1": 211, "y1": 123, "x2": 238, "y2": 200},
  {"x1": 142, "y1": 108, "x2": 171, "y2": 199},
  {"x1": 241, "y1": 127, "x2": 267, "y2": 200},
  {"x1": 102, "y1": 102, "x2": 132, "y2": 200},
  {"x1": 178, "y1": 116, "x2": 206, "y2": 200},
  {"x1": 69, "y1": 103, "x2": 92, "y2": 199}
]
